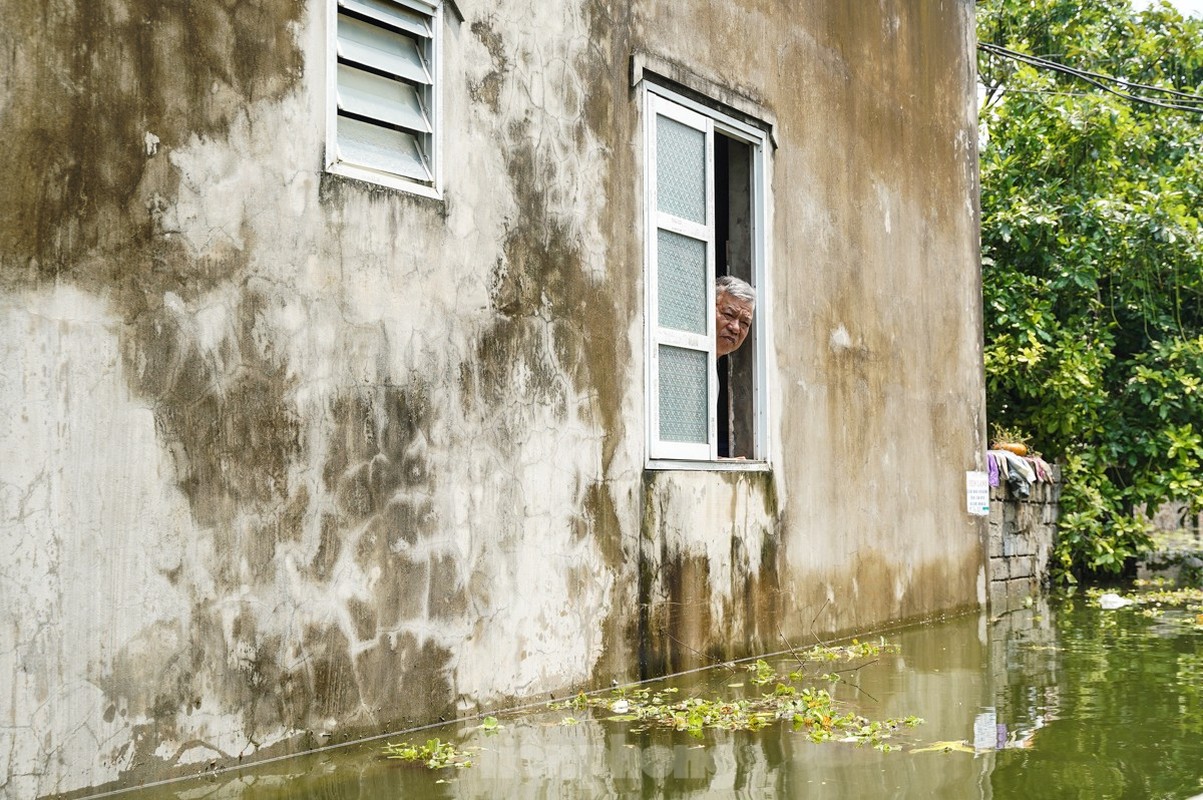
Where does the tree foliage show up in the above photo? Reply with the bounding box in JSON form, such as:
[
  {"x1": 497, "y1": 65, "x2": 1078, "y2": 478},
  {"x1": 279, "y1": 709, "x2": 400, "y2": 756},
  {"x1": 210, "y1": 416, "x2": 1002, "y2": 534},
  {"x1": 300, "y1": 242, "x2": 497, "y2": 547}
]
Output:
[{"x1": 977, "y1": 0, "x2": 1203, "y2": 579}]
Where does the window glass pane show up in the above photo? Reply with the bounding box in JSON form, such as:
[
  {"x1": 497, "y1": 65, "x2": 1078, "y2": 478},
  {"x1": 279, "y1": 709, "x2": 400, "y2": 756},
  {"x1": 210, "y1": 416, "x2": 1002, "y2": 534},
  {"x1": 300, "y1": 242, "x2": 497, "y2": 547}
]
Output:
[
  {"x1": 658, "y1": 345, "x2": 709, "y2": 444},
  {"x1": 656, "y1": 116, "x2": 706, "y2": 224},
  {"x1": 657, "y1": 229, "x2": 707, "y2": 334}
]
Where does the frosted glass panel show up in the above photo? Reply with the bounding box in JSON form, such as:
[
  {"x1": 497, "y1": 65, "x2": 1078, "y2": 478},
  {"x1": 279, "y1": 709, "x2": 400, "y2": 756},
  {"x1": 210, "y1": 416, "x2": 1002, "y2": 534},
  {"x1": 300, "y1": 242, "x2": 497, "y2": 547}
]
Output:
[
  {"x1": 657, "y1": 229, "x2": 707, "y2": 334},
  {"x1": 656, "y1": 116, "x2": 706, "y2": 223},
  {"x1": 659, "y1": 346, "x2": 709, "y2": 444}
]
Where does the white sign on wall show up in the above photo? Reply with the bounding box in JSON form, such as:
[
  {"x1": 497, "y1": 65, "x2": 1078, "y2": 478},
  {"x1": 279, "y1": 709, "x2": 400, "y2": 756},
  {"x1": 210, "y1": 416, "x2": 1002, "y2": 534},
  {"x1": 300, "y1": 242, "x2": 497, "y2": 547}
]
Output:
[{"x1": 966, "y1": 471, "x2": 990, "y2": 516}]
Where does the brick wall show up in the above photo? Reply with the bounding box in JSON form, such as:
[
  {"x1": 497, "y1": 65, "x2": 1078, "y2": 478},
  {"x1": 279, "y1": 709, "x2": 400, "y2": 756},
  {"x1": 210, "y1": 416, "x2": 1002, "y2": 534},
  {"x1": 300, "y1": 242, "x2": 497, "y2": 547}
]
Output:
[{"x1": 987, "y1": 466, "x2": 1061, "y2": 612}]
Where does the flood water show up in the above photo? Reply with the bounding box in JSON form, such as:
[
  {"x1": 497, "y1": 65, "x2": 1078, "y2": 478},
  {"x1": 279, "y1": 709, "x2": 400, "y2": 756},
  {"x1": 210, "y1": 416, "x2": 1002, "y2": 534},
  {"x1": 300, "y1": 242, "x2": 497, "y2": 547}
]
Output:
[{"x1": 120, "y1": 594, "x2": 1203, "y2": 800}]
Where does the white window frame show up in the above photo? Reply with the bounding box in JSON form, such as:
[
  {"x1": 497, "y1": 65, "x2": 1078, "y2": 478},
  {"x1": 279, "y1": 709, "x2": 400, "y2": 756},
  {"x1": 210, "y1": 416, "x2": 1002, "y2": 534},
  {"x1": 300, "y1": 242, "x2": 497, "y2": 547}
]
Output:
[
  {"x1": 326, "y1": 0, "x2": 443, "y2": 198},
  {"x1": 643, "y1": 82, "x2": 771, "y2": 469}
]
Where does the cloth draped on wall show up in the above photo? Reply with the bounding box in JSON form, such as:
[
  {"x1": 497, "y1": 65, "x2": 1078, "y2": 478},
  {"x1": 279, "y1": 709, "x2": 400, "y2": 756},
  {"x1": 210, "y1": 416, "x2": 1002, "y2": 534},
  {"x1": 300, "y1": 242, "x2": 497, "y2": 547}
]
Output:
[{"x1": 987, "y1": 450, "x2": 1054, "y2": 498}]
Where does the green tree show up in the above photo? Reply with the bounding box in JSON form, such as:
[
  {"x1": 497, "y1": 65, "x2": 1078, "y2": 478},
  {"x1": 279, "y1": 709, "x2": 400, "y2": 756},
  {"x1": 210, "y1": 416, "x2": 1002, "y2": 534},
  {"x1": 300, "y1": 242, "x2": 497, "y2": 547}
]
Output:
[{"x1": 978, "y1": 0, "x2": 1203, "y2": 579}]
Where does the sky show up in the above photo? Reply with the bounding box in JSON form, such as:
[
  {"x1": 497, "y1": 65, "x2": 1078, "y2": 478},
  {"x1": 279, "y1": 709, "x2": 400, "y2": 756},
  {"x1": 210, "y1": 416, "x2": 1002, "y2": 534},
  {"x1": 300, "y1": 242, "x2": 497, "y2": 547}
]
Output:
[{"x1": 1133, "y1": 0, "x2": 1203, "y2": 16}]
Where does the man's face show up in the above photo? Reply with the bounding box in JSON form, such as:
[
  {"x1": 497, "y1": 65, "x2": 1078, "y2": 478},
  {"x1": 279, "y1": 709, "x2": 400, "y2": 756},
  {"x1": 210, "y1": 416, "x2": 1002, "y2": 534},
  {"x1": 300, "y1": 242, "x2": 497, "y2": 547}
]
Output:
[{"x1": 715, "y1": 291, "x2": 754, "y2": 357}]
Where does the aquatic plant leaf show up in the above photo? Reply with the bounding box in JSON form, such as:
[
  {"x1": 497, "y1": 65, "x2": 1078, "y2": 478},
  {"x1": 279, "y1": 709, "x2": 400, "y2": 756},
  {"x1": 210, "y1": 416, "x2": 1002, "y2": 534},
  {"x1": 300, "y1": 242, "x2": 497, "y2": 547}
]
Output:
[{"x1": 910, "y1": 740, "x2": 975, "y2": 754}]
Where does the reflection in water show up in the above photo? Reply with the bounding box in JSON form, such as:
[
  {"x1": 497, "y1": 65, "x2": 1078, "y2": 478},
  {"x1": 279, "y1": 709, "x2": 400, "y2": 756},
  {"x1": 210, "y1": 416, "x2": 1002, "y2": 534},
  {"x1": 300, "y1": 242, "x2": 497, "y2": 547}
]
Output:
[
  {"x1": 987, "y1": 597, "x2": 1203, "y2": 800},
  {"x1": 129, "y1": 598, "x2": 1203, "y2": 800}
]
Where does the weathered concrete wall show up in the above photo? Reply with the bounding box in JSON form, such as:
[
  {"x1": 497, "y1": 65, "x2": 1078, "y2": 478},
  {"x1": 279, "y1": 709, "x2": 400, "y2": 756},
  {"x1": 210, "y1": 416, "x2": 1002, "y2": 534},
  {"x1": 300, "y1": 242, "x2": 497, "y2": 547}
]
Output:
[
  {"x1": 0, "y1": 0, "x2": 984, "y2": 795},
  {"x1": 637, "y1": 0, "x2": 987, "y2": 669},
  {"x1": 987, "y1": 472, "x2": 1061, "y2": 612}
]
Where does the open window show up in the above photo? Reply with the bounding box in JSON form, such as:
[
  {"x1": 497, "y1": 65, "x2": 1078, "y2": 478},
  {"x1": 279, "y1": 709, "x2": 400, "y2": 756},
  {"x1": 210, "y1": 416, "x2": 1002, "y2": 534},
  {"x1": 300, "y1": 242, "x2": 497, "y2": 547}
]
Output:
[
  {"x1": 644, "y1": 83, "x2": 770, "y2": 465},
  {"x1": 326, "y1": 0, "x2": 442, "y2": 198}
]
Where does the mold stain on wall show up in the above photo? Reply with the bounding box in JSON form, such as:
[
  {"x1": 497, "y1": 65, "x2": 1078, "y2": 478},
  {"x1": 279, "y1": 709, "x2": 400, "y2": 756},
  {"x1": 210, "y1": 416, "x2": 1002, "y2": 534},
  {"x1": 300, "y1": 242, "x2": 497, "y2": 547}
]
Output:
[
  {"x1": 130, "y1": 287, "x2": 301, "y2": 532},
  {"x1": 637, "y1": 471, "x2": 784, "y2": 678},
  {"x1": 462, "y1": 2, "x2": 635, "y2": 458},
  {"x1": 1, "y1": 0, "x2": 311, "y2": 546},
  {"x1": 430, "y1": 0, "x2": 644, "y2": 706},
  {"x1": 0, "y1": 0, "x2": 409, "y2": 787},
  {"x1": 1, "y1": 0, "x2": 305, "y2": 287},
  {"x1": 318, "y1": 383, "x2": 458, "y2": 728}
]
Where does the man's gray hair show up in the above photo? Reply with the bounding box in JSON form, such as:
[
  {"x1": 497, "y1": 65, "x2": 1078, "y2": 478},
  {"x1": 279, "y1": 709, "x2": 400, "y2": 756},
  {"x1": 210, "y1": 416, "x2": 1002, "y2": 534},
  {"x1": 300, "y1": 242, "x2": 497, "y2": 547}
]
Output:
[{"x1": 716, "y1": 275, "x2": 756, "y2": 306}]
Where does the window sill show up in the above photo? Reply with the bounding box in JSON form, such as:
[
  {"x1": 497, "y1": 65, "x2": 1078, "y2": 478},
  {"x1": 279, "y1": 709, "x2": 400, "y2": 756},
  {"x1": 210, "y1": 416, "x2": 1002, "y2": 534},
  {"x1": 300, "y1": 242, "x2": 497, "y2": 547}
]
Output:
[
  {"x1": 645, "y1": 459, "x2": 771, "y2": 473},
  {"x1": 325, "y1": 161, "x2": 441, "y2": 200}
]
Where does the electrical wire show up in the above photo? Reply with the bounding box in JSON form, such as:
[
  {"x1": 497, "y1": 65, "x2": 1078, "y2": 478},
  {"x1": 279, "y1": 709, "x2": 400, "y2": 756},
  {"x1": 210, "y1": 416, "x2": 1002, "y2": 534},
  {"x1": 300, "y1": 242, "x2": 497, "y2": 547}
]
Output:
[
  {"x1": 978, "y1": 41, "x2": 1203, "y2": 114},
  {"x1": 982, "y1": 41, "x2": 1203, "y2": 102}
]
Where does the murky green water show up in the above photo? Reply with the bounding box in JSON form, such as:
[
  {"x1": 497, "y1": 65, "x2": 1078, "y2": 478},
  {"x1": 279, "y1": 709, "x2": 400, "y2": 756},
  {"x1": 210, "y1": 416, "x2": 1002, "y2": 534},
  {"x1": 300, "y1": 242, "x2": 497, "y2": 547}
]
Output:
[{"x1": 121, "y1": 595, "x2": 1203, "y2": 799}]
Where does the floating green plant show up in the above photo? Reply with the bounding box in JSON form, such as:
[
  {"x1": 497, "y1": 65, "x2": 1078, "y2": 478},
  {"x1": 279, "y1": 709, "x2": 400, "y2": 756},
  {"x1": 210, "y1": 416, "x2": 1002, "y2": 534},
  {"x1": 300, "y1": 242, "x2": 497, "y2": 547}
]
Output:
[
  {"x1": 386, "y1": 639, "x2": 924, "y2": 770},
  {"x1": 551, "y1": 640, "x2": 922, "y2": 752},
  {"x1": 1090, "y1": 584, "x2": 1203, "y2": 630},
  {"x1": 1129, "y1": 585, "x2": 1203, "y2": 610},
  {"x1": 382, "y1": 737, "x2": 474, "y2": 770}
]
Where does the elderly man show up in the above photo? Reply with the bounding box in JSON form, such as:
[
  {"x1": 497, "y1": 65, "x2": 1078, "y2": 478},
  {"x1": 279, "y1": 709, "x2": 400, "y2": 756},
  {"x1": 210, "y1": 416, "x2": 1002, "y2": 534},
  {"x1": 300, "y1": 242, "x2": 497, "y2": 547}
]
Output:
[
  {"x1": 715, "y1": 275, "x2": 754, "y2": 459},
  {"x1": 715, "y1": 275, "x2": 755, "y2": 356}
]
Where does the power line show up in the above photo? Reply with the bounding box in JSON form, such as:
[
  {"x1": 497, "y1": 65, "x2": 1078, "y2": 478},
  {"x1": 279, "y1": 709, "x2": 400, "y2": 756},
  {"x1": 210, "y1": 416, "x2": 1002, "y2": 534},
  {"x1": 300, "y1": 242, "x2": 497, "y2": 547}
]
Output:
[{"x1": 978, "y1": 41, "x2": 1203, "y2": 114}]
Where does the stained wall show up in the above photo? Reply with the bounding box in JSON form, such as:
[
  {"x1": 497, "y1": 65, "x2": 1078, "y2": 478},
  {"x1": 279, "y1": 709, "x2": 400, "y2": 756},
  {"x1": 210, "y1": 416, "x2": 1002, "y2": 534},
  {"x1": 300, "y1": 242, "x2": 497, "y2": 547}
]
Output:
[{"x1": 0, "y1": 0, "x2": 985, "y2": 795}]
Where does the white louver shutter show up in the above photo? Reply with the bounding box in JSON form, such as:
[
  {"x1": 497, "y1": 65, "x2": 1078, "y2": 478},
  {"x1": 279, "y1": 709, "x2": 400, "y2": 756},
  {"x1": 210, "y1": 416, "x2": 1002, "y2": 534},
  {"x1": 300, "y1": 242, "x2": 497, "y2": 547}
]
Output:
[{"x1": 332, "y1": 0, "x2": 438, "y2": 186}]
